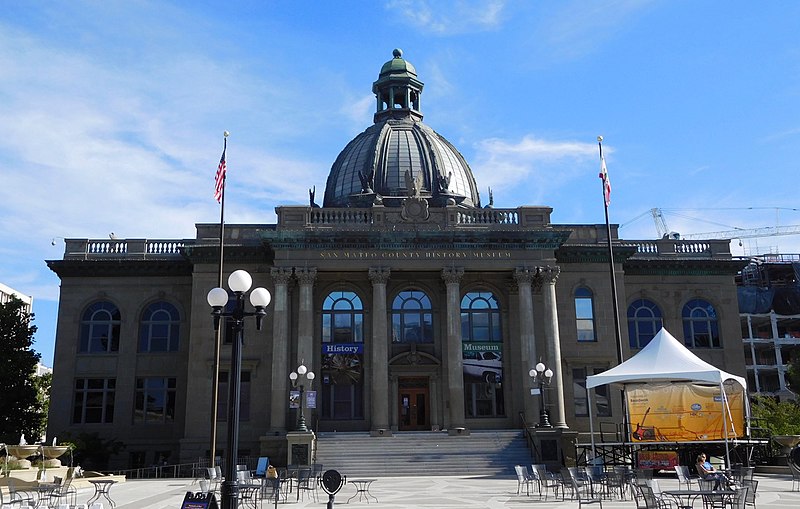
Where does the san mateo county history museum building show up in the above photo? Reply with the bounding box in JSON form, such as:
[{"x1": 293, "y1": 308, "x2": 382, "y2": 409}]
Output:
[{"x1": 46, "y1": 50, "x2": 747, "y2": 469}]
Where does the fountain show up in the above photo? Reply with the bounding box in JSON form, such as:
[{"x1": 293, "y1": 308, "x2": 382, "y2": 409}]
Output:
[
  {"x1": 5, "y1": 444, "x2": 40, "y2": 469},
  {"x1": 41, "y1": 445, "x2": 70, "y2": 468},
  {"x1": 772, "y1": 435, "x2": 800, "y2": 467}
]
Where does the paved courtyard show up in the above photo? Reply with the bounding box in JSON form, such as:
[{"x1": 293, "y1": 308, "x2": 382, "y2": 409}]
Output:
[{"x1": 54, "y1": 473, "x2": 800, "y2": 509}]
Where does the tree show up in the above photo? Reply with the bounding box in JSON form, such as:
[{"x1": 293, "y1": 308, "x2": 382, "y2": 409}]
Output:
[
  {"x1": 57, "y1": 432, "x2": 125, "y2": 470},
  {"x1": 786, "y1": 346, "x2": 800, "y2": 393},
  {"x1": 0, "y1": 296, "x2": 46, "y2": 444},
  {"x1": 750, "y1": 395, "x2": 800, "y2": 436}
]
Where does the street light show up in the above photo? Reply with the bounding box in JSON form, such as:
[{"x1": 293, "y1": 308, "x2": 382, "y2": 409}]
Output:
[
  {"x1": 289, "y1": 362, "x2": 315, "y2": 432},
  {"x1": 529, "y1": 362, "x2": 554, "y2": 428},
  {"x1": 207, "y1": 269, "x2": 271, "y2": 509}
]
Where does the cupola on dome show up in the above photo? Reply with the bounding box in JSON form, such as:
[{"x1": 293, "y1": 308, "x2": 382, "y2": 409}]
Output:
[{"x1": 323, "y1": 49, "x2": 481, "y2": 208}]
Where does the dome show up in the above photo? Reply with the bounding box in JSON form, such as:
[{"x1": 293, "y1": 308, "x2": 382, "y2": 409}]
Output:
[{"x1": 323, "y1": 50, "x2": 481, "y2": 209}]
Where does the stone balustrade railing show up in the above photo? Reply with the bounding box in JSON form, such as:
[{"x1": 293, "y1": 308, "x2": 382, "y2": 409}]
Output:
[
  {"x1": 64, "y1": 239, "x2": 186, "y2": 259},
  {"x1": 623, "y1": 239, "x2": 731, "y2": 258}
]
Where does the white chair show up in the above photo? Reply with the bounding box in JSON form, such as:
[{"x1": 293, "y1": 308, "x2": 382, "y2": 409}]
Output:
[
  {"x1": 674, "y1": 465, "x2": 699, "y2": 490},
  {"x1": 5, "y1": 479, "x2": 34, "y2": 508},
  {"x1": 514, "y1": 465, "x2": 534, "y2": 496}
]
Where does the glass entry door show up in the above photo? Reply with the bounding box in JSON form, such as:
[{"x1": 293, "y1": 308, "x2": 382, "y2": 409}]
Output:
[{"x1": 398, "y1": 377, "x2": 429, "y2": 431}]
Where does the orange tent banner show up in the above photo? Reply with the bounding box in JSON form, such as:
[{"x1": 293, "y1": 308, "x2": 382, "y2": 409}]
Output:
[{"x1": 627, "y1": 382, "x2": 744, "y2": 442}]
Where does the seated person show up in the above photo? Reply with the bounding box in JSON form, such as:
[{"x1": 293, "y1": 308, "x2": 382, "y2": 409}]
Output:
[{"x1": 696, "y1": 453, "x2": 728, "y2": 490}]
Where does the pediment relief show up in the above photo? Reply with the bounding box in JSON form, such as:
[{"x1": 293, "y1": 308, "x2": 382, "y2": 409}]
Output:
[{"x1": 389, "y1": 350, "x2": 440, "y2": 366}]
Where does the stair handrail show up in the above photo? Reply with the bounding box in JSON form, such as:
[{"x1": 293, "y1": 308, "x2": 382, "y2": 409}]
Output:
[{"x1": 518, "y1": 411, "x2": 540, "y2": 463}]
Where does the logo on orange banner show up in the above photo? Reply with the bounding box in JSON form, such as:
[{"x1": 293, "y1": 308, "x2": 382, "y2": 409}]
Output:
[{"x1": 638, "y1": 450, "x2": 679, "y2": 469}]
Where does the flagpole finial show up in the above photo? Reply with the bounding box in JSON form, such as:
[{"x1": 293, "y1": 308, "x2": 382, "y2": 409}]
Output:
[
  {"x1": 223, "y1": 131, "x2": 230, "y2": 138},
  {"x1": 597, "y1": 135, "x2": 603, "y2": 143}
]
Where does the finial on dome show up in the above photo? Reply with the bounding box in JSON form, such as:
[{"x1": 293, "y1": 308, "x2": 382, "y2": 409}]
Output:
[{"x1": 393, "y1": 48, "x2": 403, "y2": 58}]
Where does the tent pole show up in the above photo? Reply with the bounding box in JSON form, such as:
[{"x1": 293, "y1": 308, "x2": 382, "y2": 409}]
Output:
[
  {"x1": 721, "y1": 380, "x2": 731, "y2": 468},
  {"x1": 588, "y1": 384, "x2": 597, "y2": 466}
]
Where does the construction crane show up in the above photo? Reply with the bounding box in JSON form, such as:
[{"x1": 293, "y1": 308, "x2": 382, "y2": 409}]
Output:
[{"x1": 647, "y1": 208, "x2": 800, "y2": 240}]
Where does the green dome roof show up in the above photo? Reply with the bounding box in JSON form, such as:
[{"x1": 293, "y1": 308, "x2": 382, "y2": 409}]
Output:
[{"x1": 379, "y1": 48, "x2": 417, "y2": 77}]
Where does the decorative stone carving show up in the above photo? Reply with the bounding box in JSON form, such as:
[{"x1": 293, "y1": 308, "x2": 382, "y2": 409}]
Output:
[
  {"x1": 538, "y1": 265, "x2": 561, "y2": 285},
  {"x1": 441, "y1": 267, "x2": 464, "y2": 285},
  {"x1": 294, "y1": 267, "x2": 317, "y2": 285},
  {"x1": 400, "y1": 196, "x2": 430, "y2": 222},
  {"x1": 513, "y1": 267, "x2": 536, "y2": 286},
  {"x1": 270, "y1": 267, "x2": 294, "y2": 285},
  {"x1": 368, "y1": 267, "x2": 391, "y2": 285}
]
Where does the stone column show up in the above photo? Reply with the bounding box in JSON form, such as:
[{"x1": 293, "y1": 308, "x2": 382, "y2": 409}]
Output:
[
  {"x1": 442, "y1": 267, "x2": 467, "y2": 433},
  {"x1": 294, "y1": 268, "x2": 317, "y2": 371},
  {"x1": 368, "y1": 267, "x2": 391, "y2": 433},
  {"x1": 269, "y1": 267, "x2": 293, "y2": 432},
  {"x1": 539, "y1": 265, "x2": 567, "y2": 428},
  {"x1": 514, "y1": 267, "x2": 538, "y2": 425}
]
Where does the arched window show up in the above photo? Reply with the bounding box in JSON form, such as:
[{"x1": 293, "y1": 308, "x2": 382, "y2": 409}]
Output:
[
  {"x1": 575, "y1": 287, "x2": 596, "y2": 342},
  {"x1": 460, "y1": 292, "x2": 501, "y2": 342},
  {"x1": 322, "y1": 291, "x2": 364, "y2": 343},
  {"x1": 683, "y1": 299, "x2": 720, "y2": 348},
  {"x1": 391, "y1": 289, "x2": 433, "y2": 343},
  {"x1": 320, "y1": 290, "x2": 364, "y2": 420},
  {"x1": 80, "y1": 301, "x2": 121, "y2": 353},
  {"x1": 461, "y1": 291, "x2": 504, "y2": 418},
  {"x1": 627, "y1": 299, "x2": 663, "y2": 349},
  {"x1": 139, "y1": 301, "x2": 180, "y2": 352}
]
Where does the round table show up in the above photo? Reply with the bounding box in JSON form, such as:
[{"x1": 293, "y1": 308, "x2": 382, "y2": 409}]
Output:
[
  {"x1": 88, "y1": 479, "x2": 118, "y2": 508},
  {"x1": 347, "y1": 479, "x2": 378, "y2": 503}
]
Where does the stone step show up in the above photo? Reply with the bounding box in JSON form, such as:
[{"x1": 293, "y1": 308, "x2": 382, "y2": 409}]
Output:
[{"x1": 313, "y1": 430, "x2": 532, "y2": 477}]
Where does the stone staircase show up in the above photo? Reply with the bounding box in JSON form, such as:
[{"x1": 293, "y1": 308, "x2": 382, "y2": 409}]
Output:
[{"x1": 313, "y1": 430, "x2": 532, "y2": 477}]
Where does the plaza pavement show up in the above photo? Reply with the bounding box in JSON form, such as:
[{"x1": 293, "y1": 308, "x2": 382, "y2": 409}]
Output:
[{"x1": 60, "y1": 472, "x2": 800, "y2": 509}]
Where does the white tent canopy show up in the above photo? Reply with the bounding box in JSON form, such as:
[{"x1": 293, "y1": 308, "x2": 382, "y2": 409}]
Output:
[
  {"x1": 586, "y1": 328, "x2": 747, "y2": 391},
  {"x1": 584, "y1": 328, "x2": 749, "y2": 467}
]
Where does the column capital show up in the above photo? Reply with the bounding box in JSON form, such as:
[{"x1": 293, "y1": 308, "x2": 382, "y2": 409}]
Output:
[
  {"x1": 538, "y1": 265, "x2": 561, "y2": 285},
  {"x1": 513, "y1": 267, "x2": 537, "y2": 285},
  {"x1": 270, "y1": 267, "x2": 294, "y2": 285},
  {"x1": 294, "y1": 267, "x2": 317, "y2": 285},
  {"x1": 441, "y1": 267, "x2": 464, "y2": 285},
  {"x1": 368, "y1": 266, "x2": 391, "y2": 285}
]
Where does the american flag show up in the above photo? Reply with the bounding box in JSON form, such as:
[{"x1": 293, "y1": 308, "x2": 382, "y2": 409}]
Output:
[
  {"x1": 214, "y1": 138, "x2": 227, "y2": 203},
  {"x1": 599, "y1": 155, "x2": 611, "y2": 207}
]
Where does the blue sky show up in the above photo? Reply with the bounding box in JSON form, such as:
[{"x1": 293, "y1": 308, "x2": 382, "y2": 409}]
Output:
[{"x1": 2, "y1": 1, "x2": 800, "y2": 367}]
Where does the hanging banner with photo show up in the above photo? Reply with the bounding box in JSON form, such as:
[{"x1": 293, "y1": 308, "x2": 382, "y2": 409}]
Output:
[
  {"x1": 321, "y1": 343, "x2": 363, "y2": 385},
  {"x1": 462, "y1": 342, "x2": 503, "y2": 384},
  {"x1": 627, "y1": 382, "x2": 744, "y2": 442},
  {"x1": 289, "y1": 390, "x2": 300, "y2": 409}
]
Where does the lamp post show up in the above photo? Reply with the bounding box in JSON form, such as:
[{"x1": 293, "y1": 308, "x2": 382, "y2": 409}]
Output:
[
  {"x1": 289, "y1": 363, "x2": 315, "y2": 432},
  {"x1": 207, "y1": 269, "x2": 271, "y2": 509},
  {"x1": 529, "y1": 362, "x2": 554, "y2": 428}
]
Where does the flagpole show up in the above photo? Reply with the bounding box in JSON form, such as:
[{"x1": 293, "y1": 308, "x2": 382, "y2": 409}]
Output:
[
  {"x1": 598, "y1": 135, "x2": 629, "y2": 444},
  {"x1": 210, "y1": 131, "x2": 229, "y2": 469}
]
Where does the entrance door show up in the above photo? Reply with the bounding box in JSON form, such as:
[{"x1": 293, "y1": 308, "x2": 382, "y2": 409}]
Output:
[{"x1": 398, "y1": 377, "x2": 429, "y2": 431}]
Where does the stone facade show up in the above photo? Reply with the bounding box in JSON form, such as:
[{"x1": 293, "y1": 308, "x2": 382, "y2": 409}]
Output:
[
  {"x1": 46, "y1": 218, "x2": 747, "y2": 469},
  {"x1": 45, "y1": 50, "x2": 748, "y2": 469}
]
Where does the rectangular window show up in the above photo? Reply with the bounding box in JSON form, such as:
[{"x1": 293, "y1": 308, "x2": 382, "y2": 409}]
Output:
[
  {"x1": 573, "y1": 368, "x2": 589, "y2": 417},
  {"x1": 575, "y1": 296, "x2": 596, "y2": 342},
  {"x1": 73, "y1": 378, "x2": 116, "y2": 424},
  {"x1": 134, "y1": 377, "x2": 177, "y2": 423},
  {"x1": 320, "y1": 353, "x2": 364, "y2": 420},
  {"x1": 217, "y1": 370, "x2": 251, "y2": 422},
  {"x1": 80, "y1": 324, "x2": 120, "y2": 353},
  {"x1": 573, "y1": 368, "x2": 611, "y2": 417},
  {"x1": 139, "y1": 324, "x2": 179, "y2": 352}
]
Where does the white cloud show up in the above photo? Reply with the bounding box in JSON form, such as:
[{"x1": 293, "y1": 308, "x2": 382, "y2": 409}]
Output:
[
  {"x1": 534, "y1": 0, "x2": 656, "y2": 60},
  {"x1": 387, "y1": 0, "x2": 506, "y2": 35},
  {"x1": 471, "y1": 135, "x2": 600, "y2": 203}
]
